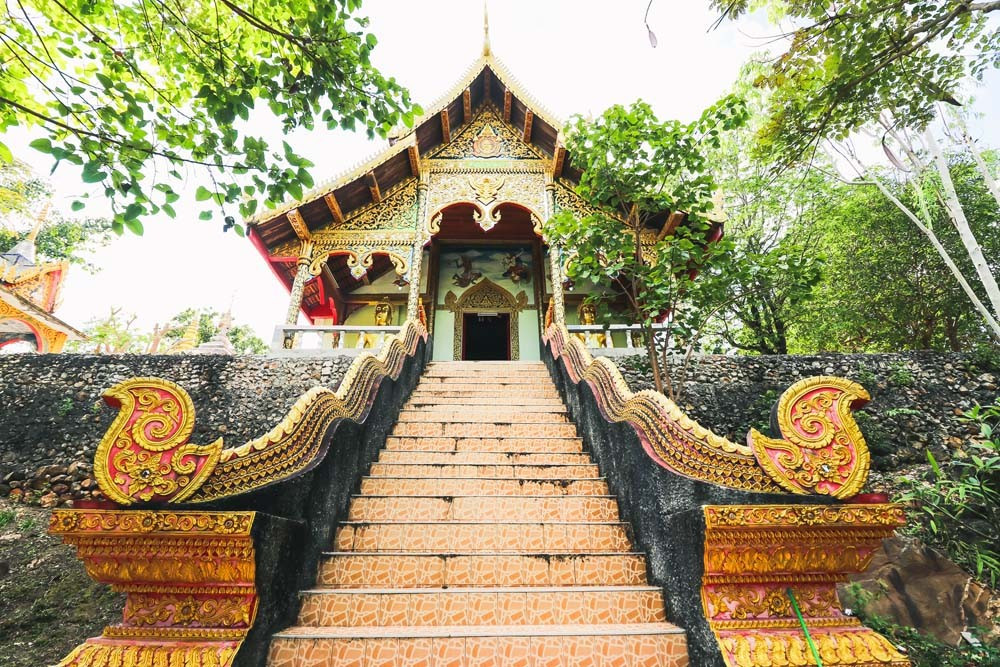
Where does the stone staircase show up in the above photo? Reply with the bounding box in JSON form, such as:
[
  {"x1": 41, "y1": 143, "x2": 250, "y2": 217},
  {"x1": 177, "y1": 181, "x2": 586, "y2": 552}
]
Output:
[{"x1": 267, "y1": 361, "x2": 687, "y2": 666}]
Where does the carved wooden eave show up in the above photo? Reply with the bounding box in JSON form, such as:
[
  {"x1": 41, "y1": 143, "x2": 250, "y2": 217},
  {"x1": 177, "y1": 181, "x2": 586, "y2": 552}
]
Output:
[{"x1": 246, "y1": 52, "x2": 567, "y2": 242}]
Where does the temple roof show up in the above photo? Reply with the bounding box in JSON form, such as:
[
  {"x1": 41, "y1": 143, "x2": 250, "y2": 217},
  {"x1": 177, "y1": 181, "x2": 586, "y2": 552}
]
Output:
[{"x1": 247, "y1": 50, "x2": 569, "y2": 253}]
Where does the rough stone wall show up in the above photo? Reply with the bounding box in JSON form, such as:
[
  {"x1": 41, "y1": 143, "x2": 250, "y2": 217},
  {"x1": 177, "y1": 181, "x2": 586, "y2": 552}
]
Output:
[
  {"x1": 0, "y1": 354, "x2": 353, "y2": 506},
  {"x1": 611, "y1": 351, "x2": 998, "y2": 471}
]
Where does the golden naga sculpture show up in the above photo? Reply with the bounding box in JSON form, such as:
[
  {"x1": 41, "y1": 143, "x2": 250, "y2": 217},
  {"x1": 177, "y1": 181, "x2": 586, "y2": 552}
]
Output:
[
  {"x1": 93, "y1": 319, "x2": 427, "y2": 505},
  {"x1": 544, "y1": 324, "x2": 872, "y2": 499}
]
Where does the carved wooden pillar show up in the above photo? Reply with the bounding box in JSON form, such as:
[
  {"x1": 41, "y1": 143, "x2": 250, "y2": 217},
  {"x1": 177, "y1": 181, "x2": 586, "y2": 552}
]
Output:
[
  {"x1": 284, "y1": 241, "x2": 314, "y2": 326},
  {"x1": 544, "y1": 181, "x2": 566, "y2": 325},
  {"x1": 407, "y1": 180, "x2": 429, "y2": 320}
]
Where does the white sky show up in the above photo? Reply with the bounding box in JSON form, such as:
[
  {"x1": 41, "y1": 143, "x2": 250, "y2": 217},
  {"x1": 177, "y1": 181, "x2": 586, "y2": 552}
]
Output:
[{"x1": 7, "y1": 1, "x2": 1000, "y2": 342}]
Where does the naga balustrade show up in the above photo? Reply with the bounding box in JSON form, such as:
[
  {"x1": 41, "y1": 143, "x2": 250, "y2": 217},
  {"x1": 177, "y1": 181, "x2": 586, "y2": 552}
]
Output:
[
  {"x1": 48, "y1": 319, "x2": 429, "y2": 667},
  {"x1": 270, "y1": 324, "x2": 402, "y2": 353}
]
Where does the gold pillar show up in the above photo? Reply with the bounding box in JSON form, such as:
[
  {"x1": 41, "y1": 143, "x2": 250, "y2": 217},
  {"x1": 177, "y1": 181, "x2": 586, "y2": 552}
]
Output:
[
  {"x1": 285, "y1": 241, "x2": 314, "y2": 326},
  {"x1": 544, "y1": 181, "x2": 566, "y2": 325},
  {"x1": 407, "y1": 180, "x2": 428, "y2": 320}
]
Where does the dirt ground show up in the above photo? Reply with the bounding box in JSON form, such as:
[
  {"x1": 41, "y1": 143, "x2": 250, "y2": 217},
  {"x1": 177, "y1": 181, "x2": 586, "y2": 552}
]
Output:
[{"x1": 0, "y1": 499, "x2": 122, "y2": 667}]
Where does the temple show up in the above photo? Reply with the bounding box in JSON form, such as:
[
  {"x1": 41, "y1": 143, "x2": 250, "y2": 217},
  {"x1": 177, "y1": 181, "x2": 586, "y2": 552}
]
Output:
[
  {"x1": 42, "y1": 14, "x2": 911, "y2": 667},
  {"x1": 249, "y1": 27, "x2": 676, "y2": 359},
  {"x1": 0, "y1": 213, "x2": 83, "y2": 353}
]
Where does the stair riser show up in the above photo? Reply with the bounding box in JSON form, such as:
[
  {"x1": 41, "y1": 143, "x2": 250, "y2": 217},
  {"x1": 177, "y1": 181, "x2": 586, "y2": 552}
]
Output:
[
  {"x1": 397, "y1": 411, "x2": 570, "y2": 423},
  {"x1": 269, "y1": 633, "x2": 688, "y2": 666},
  {"x1": 359, "y1": 479, "x2": 609, "y2": 497},
  {"x1": 319, "y1": 554, "x2": 648, "y2": 588},
  {"x1": 378, "y1": 452, "x2": 591, "y2": 465},
  {"x1": 385, "y1": 437, "x2": 584, "y2": 453},
  {"x1": 392, "y1": 423, "x2": 578, "y2": 438},
  {"x1": 407, "y1": 397, "x2": 565, "y2": 407},
  {"x1": 334, "y1": 523, "x2": 631, "y2": 553},
  {"x1": 413, "y1": 382, "x2": 559, "y2": 399},
  {"x1": 369, "y1": 464, "x2": 600, "y2": 479},
  {"x1": 297, "y1": 590, "x2": 666, "y2": 627},
  {"x1": 347, "y1": 497, "x2": 619, "y2": 522}
]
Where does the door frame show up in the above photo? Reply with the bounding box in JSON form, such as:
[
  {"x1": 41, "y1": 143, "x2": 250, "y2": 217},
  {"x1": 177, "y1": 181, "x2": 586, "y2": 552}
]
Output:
[{"x1": 461, "y1": 312, "x2": 512, "y2": 360}]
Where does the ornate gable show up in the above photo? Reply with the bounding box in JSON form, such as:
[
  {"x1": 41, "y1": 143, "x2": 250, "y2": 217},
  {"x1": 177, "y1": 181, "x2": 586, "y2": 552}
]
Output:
[{"x1": 430, "y1": 107, "x2": 544, "y2": 161}]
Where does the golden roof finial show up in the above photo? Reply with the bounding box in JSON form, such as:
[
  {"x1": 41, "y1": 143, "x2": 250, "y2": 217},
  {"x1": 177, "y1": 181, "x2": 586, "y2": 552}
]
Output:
[
  {"x1": 482, "y1": 2, "x2": 491, "y2": 56},
  {"x1": 26, "y1": 203, "x2": 51, "y2": 242}
]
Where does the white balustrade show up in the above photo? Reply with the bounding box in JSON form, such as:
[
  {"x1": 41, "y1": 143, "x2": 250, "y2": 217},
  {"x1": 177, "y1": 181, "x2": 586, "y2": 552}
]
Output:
[
  {"x1": 565, "y1": 324, "x2": 667, "y2": 352},
  {"x1": 271, "y1": 325, "x2": 402, "y2": 354}
]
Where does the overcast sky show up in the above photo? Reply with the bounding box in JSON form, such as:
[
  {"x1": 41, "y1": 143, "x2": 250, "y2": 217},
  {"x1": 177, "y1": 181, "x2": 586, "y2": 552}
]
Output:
[{"x1": 9, "y1": 1, "x2": 1000, "y2": 343}]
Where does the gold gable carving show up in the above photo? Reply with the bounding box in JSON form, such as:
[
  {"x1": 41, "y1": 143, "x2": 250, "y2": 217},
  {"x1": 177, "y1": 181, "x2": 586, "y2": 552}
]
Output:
[{"x1": 430, "y1": 107, "x2": 544, "y2": 161}]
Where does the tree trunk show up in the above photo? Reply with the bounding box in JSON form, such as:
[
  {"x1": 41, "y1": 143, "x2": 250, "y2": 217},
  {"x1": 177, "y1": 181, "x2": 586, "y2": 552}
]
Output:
[
  {"x1": 923, "y1": 126, "x2": 1000, "y2": 322},
  {"x1": 861, "y1": 166, "x2": 1000, "y2": 343}
]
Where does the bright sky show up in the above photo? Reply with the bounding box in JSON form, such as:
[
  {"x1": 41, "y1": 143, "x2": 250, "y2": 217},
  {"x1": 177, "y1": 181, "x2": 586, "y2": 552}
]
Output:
[{"x1": 8, "y1": 1, "x2": 1000, "y2": 343}]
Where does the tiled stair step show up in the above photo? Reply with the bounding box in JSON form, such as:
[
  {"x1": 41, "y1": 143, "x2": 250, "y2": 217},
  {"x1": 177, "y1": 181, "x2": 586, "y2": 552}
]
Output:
[
  {"x1": 417, "y1": 378, "x2": 554, "y2": 387},
  {"x1": 421, "y1": 370, "x2": 554, "y2": 379},
  {"x1": 385, "y1": 437, "x2": 584, "y2": 453},
  {"x1": 410, "y1": 390, "x2": 561, "y2": 401},
  {"x1": 378, "y1": 451, "x2": 593, "y2": 465},
  {"x1": 407, "y1": 396, "x2": 566, "y2": 407},
  {"x1": 359, "y1": 478, "x2": 609, "y2": 497},
  {"x1": 369, "y1": 463, "x2": 600, "y2": 479},
  {"x1": 413, "y1": 381, "x2": 559, "y2": 398},
  {"x1": 392, "y1": 422, "x2": 578, "y2": 438},
  {"x1": 318, "y1": 553, "x2": 648, "y2": 588},
  {"x1": 334, "y1": 522, "x2": 631, "y2": 552},
  {"x1": 295, "y1": 586, "x2": 666, "y2": 627},
  {"x1": 347, "y1": 495, "x2": 620, "y2": 522},
  {"x1": 396, "y1": 410, "x2": 569, "y2": 423},
  {"x1": 268, "y1": 623, "x2": 687, "y2": 667}
]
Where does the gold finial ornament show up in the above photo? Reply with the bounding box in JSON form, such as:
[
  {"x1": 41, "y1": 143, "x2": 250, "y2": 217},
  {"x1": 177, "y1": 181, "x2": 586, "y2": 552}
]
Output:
[{"x1": 482, "y1": 2, "x2": 491, "y2": 56}]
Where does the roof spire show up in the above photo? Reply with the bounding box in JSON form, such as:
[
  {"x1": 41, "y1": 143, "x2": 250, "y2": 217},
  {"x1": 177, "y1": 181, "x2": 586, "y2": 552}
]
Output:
[
  {"x1": 27, "y1": 203, "x2": 50, "y2": 242},
  {"x1": 482, "y1": 2, "x2": 491, "y2": 56}
]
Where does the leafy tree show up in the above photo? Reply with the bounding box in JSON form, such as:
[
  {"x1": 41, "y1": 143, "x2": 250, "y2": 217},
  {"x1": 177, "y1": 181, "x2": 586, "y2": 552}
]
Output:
[
  {"x1": 790, "y1": 154, "x2": 1000, "y2": 352},
  {"x1": 71, "y1": 307, "x2": 267, "y2": 354},
  {"x1": 2, "y1": 1, "x2": 418, "y2": 235},
  {"x1": 709, "y1": 66, "x2": 828, "y2": 354},
  {"x1": 709, "y1": 0, "x2": 1000, "y2": 162},
  {"x1": 711, "y1": 3, "x2": 1000, "y2": 342},
  {"x1": 549, "y1": 97, "x2": 748, "y2": 398},
  {"x1": 0, "y1": 160, "x2": 112, "y2": 268},
  {"x1": 69, "y1": 308, "x2": 149, "y2": 354}
]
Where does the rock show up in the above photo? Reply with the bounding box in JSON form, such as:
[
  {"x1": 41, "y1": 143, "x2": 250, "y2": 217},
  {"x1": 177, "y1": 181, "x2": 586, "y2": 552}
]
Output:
[
  {"x1": 38, "y1": 492, "x2": 59, "y2": 508},
  {"x1": 7, "y1": 488, "x2": 23, "y2": 501},
  {"x1": 50, "y1": 483, "x2": 69, "y2": 494},
  {"x1": 843, "y1": 537, "x2": 998, "y2": 645}
]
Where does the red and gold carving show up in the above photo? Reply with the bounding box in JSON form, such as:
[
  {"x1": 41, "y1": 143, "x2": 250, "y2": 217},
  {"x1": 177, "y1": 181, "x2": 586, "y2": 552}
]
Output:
[
  {"x1": 750, "y1": 376, "x2": 871, "y2": 497},
  {"x1": 49, "y1": 509, "x2": 257, "y2": 667},
  {"x1": 92, "y1": 319, "x2": 427, "y2": 505},
  {"x1": 543, "y1": 324, "x2": 873, "y2": 499},
  {"x1": 702, "y1": 504, "x2": 909, "y2": 667},
  {"x1": 95, "y1": 378, "x2": 223, "y2": 505}
]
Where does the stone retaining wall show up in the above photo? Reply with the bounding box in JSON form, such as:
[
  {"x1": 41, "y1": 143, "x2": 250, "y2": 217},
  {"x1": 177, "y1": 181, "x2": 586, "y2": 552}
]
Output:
[
  {"x1": 0, "y1": 354, "x2": 353, "y2": 506},
  {"x1": 610, "y1": 351, "x2": 998, "y2": 471}
]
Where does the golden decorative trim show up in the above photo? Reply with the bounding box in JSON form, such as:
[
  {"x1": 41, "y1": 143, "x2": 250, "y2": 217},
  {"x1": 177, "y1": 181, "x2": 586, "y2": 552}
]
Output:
[
  {"x1": 543, "y1": 324, "x2": 874, "y2": 499},
  {"x1": 50, "y1": 510, "x2": 258, "y2": 667},
  {"x1": 701, "y1": 504, "x2": 909, "y2": 667}
]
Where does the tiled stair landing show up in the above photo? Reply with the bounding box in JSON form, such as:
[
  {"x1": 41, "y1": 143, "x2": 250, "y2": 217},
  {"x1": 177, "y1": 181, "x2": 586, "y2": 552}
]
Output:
[{"x1": 268, "y1": 361, "x2": 687, "y2": 666}]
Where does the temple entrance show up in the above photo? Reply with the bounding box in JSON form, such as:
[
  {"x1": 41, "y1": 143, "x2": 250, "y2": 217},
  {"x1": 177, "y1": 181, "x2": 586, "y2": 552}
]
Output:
[{"x1": 463, "y1": 312, "x2": 510, "y2": 360}]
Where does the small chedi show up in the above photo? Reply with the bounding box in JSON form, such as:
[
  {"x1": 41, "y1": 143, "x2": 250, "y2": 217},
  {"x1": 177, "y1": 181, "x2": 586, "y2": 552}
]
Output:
[{"x1": 43, "y1": 19, "x2": 910, "y2": 667}]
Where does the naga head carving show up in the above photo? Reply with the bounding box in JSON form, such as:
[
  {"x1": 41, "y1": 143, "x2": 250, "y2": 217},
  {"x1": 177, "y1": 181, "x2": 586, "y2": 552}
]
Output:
[
  {"x1": 94, "y1": 378, "x2": 223, "y2": 505},
  {"x1": 749, "y1": 376, "x2": 872, "y2": 498}
]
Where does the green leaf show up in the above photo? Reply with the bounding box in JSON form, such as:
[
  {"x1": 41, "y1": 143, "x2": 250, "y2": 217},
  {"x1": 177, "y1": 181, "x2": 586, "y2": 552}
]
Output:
[
  {"x1": 70, "y1": 201, "x2": 86, "y2": 211},
  {"x1": 28, "y1": 138, "x2": 53, "y2": 154},
  {"x1": 198, "y1": 210, "x2": 213, "y2": 221},
  {"x1": 195, "y1": 185, "x2": 213, "y2": 201}
]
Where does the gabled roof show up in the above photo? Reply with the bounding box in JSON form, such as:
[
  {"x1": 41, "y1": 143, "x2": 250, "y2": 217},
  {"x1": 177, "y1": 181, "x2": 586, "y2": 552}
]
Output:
[{"x1": 247, "y1": 51, "x2": 570, "y2": 253}]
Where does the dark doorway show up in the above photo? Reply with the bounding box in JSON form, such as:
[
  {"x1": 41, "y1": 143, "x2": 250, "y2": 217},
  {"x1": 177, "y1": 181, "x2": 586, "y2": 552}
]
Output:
[{"x1": 463, "y1": 313, "x2": 510, "y2": 360}]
